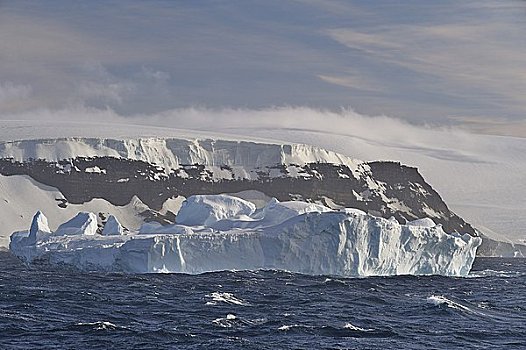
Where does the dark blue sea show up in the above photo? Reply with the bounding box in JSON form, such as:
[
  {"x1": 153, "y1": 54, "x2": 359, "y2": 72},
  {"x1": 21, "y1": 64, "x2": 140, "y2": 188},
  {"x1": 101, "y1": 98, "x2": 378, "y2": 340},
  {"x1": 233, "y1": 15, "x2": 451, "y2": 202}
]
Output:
[{"x1": 0, "y1": 251, "x2": 524, "y2": 350}]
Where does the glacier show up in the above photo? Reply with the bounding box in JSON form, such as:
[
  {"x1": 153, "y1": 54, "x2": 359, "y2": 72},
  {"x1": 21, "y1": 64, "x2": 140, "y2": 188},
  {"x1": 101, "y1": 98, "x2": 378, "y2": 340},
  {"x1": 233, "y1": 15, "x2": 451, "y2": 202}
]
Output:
[{"x1": 9, "y1": 195, "x2": 481, "y2": 277}]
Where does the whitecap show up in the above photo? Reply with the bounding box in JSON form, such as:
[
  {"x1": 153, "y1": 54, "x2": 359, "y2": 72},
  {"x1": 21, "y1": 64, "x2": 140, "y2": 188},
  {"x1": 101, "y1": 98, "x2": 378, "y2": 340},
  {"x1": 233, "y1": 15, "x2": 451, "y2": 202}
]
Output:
[
  {"x1": 278, "y1": 324, "x2": 296, "y2": 331},
  {"x1": 467, "y1": 269, "x2": 522, "y2": 278},
  {"x1": 277, "y1": 324, "x2": 314, "y2": 331},
  {"x1": 206, "y1": 291, "x2": 250, "y2": 306},
  {"x1": 212, "y1": 314, "x2": 238, "y2": 328},
  {"x1": 427, "y1": 295, "x2": 468, "y2": 310},
  {"x1": 212, "y1": 313, "x2": 265, "y2": 328},
  {"x1": 343, "y1": 322, "x2": 373, "y2": 332},
  {"x1": 323, "y1": 277, "x2": 347, "y2": 285},
  {"x1": 426, "y1": 295, "x2": 485, "y2": 316},
  {"x1": 76, "y1": 321, "x2": 120, "y2": 330},
  {"x1": 152, "y1": 265, "x2": 171, "y2": 273}
]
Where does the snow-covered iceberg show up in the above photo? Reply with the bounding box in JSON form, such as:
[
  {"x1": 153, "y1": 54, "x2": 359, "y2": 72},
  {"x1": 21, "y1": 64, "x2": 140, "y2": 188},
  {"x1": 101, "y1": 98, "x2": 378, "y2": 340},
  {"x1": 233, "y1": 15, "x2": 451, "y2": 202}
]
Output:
[{"x1": 9, "y1": 195, "x2": 481, "y2": 277}]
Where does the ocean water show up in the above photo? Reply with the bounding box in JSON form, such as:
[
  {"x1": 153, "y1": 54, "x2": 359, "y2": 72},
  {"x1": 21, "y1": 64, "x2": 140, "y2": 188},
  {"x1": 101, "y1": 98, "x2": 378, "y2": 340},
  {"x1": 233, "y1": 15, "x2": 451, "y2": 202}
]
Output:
[{"x1": 0, "y1": 252, "x2": 524, "y2": 350}]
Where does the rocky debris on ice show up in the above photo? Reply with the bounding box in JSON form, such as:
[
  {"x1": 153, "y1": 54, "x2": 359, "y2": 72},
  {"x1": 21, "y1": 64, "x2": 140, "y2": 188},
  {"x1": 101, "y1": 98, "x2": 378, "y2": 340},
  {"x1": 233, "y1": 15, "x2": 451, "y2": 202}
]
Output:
[{"x1": 9, "y1": 194, "x2": 482, "y2": 277}]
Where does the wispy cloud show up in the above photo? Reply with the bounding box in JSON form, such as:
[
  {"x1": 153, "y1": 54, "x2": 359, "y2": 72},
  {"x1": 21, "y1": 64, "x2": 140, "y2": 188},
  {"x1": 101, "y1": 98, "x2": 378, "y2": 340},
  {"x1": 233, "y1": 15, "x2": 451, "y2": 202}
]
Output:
[
  {"x1": 0, "y1": 82, "x2": 33, "y2": 112},
  {"x1": 74, "y1": 63, "x2": 135, "y2": 106},
  {"x1": 0, "y1": 82, "x2": 32, "y2": 103},
  {"x1": 325, "y1": 20, "x2": 526, "y2": 116},
  {"x1": 0, "y1": 105, "x2": 465, "y2": 152},
  {"x1": 317, "y1": 74, "x2": 383, "y2": 92}
]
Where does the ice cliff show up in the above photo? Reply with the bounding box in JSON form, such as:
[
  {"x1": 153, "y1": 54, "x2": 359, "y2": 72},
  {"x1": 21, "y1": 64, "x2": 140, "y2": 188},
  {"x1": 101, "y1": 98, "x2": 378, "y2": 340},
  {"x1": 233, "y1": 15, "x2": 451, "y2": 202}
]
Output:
[
  {"x1": 10, "y1": 195, "x2": 481, "y2": 277},
  {"x1": 0, "y1": 137, "x2": 360, "y2": 177}
]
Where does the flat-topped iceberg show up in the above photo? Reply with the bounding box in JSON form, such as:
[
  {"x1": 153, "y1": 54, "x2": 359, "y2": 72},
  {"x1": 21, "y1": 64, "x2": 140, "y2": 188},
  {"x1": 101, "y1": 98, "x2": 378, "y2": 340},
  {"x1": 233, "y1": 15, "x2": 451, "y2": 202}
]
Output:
[{"x1": 9, "y1": 195, "x2": 481, "y2": 277}]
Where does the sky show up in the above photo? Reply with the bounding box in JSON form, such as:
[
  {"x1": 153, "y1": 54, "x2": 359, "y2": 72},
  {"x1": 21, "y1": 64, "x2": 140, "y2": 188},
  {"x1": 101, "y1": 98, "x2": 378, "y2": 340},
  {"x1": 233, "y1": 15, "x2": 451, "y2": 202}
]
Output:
[{"x1": 1, "y1": 0, "x2": 526, "y2": 132}]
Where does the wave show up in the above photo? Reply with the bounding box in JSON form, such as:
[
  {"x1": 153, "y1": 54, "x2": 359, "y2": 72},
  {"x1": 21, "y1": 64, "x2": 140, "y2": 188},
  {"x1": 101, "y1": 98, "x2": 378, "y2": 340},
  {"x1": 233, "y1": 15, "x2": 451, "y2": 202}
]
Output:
[
  {"x1": 206, "y1": 292, "x2": 250, "y2": 306},
  {"x1": 323, "y1": 278, "x2": 348, "y2": 285},
  {"x1": 426, "y1": 295, "x2": 487, "y2": 317},
  {"x1": 343, "y1": 322, "x2": 374, "y2": 332},
  {"x1": 72, "y1": 321, "x2": 124, "y2": 331},
  {"x1": 0, "y1": 310, "x2": 40, "y2": 322},
  {"x1": 277, "y1": 323, "x2": 394, "y2": 338},
  {"x1": 212, "y1": 314, "x2": 266, "y2": 328},
  {"x1": 467, "y1": 269, "x2": 524, "y2": 278}
]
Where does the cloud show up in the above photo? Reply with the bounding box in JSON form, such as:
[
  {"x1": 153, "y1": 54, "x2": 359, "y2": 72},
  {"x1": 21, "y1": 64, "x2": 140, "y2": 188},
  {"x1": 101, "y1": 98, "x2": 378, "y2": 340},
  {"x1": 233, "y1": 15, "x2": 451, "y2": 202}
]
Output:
[
  {"x1": 137, "y1": 67, "x2": 171, "y2": 85},
  {"x1": 77, "y1": 81, "x2": 134, "y2": 106},
  {"x1": 326, "y1": 29, "x2": 401, "y2": 52},
  {"x1": 0, "y1": 1, "x2": 525, "y2": 125},
  {"x1": 291, "y1": 0, "x2": 369, "y2": 16},
  {"x1": 317, "y1": 74, "x2": 383, "y2": 92},
  {"x1": 71, "y1": 63, "x2": 175, "y2": 113},
  {"x1": 452, "y1": 116, "x2": 526, "y2": 138},
  {"x1": 0, "y1": 82, "x2": 32, "y2": 103},
  {"x1": 74, "y1": 63, "x2": 136, "y2": 106},
  {"x1": 0, "y1": 82, "x2": 33, "y2": 112},
  {"x1": 0, "y1": 105, "x2": 466, "y2": 152},
  {"x1": 325, "y1": 21, "x2": 526, "y2": 116}
]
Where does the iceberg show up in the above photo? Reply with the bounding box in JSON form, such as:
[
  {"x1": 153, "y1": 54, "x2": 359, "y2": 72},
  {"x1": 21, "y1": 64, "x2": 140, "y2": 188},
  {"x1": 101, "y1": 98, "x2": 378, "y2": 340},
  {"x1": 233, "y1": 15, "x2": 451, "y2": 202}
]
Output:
[
  {"x1": 9, "y1": 195, "x2": 481, "y2": 277},
  {"x1": 28, "y1": 211, "x2": 52, "y2": 244}
]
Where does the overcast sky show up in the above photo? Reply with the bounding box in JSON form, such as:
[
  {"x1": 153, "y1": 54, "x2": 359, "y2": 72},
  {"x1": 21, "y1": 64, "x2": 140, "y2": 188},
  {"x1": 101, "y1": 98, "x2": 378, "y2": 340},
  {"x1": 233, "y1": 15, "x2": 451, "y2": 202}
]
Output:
[{"x1": 1, "y1": 0, "x2": 525, "y2": 131}]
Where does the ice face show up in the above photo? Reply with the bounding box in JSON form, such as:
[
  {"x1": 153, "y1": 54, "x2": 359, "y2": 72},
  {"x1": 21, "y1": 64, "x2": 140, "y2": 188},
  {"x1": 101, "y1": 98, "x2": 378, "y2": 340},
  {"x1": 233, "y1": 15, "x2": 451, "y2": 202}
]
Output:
[
  {"x1": 101, "y1": 215, "x2": 125, "y2": 236},
  {"x1": 54, "y1": 212, "x2": 98, "y2": 236},
  {"x1": 0, "y1": 137, "x2": 362, "y2": 178},
  {"x1": 9, "y1": 211, "x2": 52, "y2": 251},
  {"x1": 28, "y1": 211, "x2": 51, "y2": 244},
  {"x1": 9, "y1": 195, "x2": 482, "y2": 277}
]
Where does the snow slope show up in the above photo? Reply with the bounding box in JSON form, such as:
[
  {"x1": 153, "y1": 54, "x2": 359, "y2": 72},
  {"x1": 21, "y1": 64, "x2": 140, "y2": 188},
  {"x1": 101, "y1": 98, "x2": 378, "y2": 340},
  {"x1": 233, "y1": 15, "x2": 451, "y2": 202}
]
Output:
[
  {"x1": 0, "y1": 174, "x2": 146, "y2": 246},
  {"x1": 10, "y1": 195, "x2": 481, "y2": 276}
]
